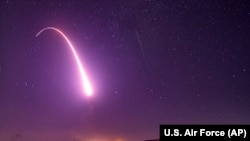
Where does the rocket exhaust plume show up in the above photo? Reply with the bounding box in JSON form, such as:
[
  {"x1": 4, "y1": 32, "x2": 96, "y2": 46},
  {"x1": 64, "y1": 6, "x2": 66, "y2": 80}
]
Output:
[{"x1": 36, "y1": 27, "x2": 93, "y2": 96}]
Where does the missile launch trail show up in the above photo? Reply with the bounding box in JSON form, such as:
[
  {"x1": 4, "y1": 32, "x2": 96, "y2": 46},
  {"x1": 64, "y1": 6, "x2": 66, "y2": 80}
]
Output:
[{"x1": 36, "y1": 27, "x2": 93, "y2": 96}]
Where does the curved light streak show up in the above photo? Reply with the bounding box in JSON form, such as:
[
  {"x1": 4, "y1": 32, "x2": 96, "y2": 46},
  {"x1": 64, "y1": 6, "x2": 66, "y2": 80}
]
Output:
[{"x1": 36, "y1": 27, "x2": 93, "y2": 96}]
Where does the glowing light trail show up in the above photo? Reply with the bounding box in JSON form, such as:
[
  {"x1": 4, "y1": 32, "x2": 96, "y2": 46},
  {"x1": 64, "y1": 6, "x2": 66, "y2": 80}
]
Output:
[{"x1": 36, "y1": 27, "x2": 93, "y2": 96}]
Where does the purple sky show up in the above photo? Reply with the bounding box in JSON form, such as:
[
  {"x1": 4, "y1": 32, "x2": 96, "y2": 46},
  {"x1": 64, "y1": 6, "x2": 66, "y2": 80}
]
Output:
[{"x1": 0, "y1": 0, "x2": 250, "y2": 140}]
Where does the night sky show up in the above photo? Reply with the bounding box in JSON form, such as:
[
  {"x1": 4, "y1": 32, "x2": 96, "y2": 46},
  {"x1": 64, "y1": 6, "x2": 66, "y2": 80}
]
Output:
[{"x1": 0, "y1": 0, "x2": 250, "y2": 140}]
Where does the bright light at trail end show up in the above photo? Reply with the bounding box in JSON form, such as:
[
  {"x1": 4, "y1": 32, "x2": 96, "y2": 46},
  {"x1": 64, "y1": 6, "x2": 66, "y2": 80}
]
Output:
[
  {"x1": 36, "y1": 27, "x2": 93, "y2": 96},
  {"x1": 83, "y1": 74, "x2": 93, "y2": 96}
]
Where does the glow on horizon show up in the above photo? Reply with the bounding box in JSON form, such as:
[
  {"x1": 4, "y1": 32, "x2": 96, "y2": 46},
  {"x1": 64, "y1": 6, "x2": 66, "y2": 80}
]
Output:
[{"x1": 36, "y1": 27, "x2": 93, "y2": 96}]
